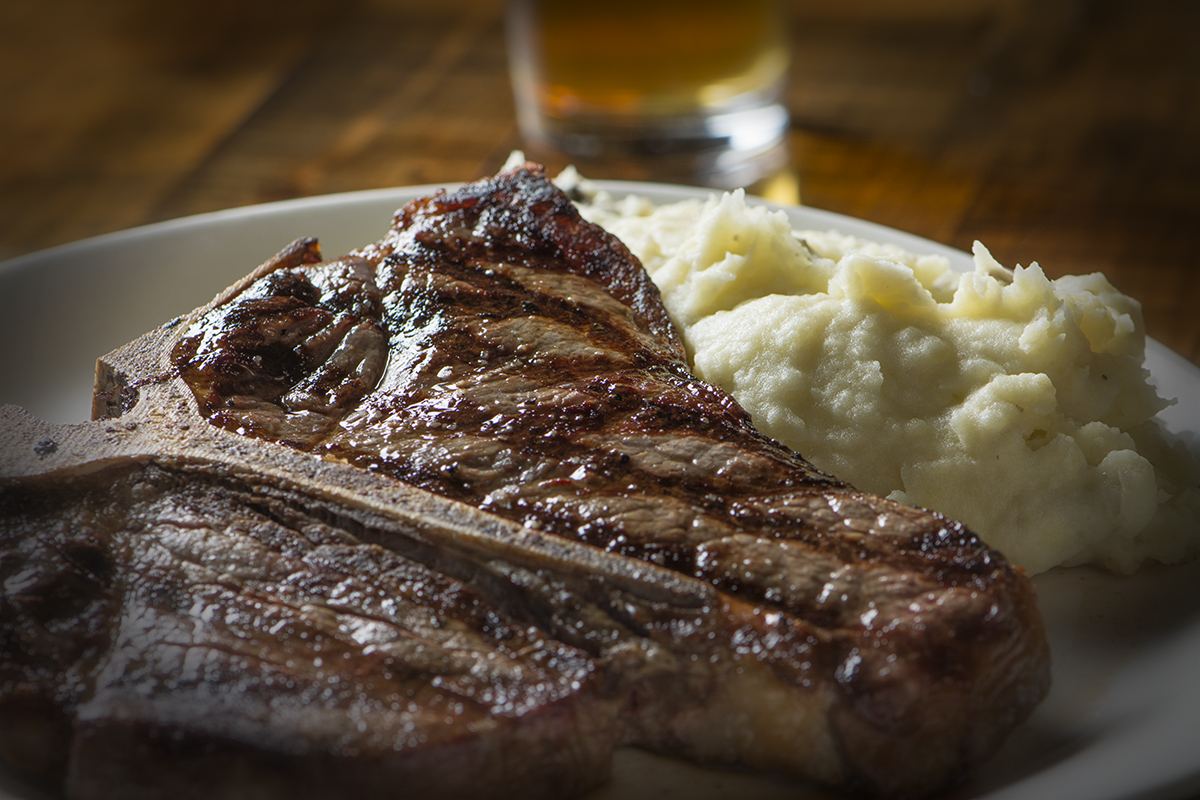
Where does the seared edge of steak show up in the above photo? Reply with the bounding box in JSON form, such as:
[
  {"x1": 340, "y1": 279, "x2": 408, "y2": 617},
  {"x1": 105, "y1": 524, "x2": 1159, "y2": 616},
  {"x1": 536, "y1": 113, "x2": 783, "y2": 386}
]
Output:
[{"x1": 358, "y1": 163, "x2": 684, "y2": 356}]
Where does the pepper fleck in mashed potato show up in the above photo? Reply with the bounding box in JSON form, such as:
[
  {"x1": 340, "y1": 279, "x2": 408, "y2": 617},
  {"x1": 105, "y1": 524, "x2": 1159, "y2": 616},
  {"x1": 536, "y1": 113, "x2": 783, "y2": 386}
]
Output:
[{"x1": 577, "y1": 182, "x2": 1200, "y2": 575}]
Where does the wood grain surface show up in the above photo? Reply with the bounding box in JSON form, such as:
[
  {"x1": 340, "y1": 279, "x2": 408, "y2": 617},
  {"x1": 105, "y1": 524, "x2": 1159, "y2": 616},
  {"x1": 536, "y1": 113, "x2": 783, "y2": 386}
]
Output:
[{"x1": 1, "y1": 0, "x2": 1197, "y2": 364}]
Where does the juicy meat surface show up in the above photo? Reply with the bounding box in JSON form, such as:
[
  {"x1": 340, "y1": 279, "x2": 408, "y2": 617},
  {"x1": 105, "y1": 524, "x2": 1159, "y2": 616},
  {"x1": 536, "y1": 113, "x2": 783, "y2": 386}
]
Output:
[
  {"x1": 1, "y1": 462, "x2": 610, "y2": 800},
  {"x1": 2, "y1": 164, "x2": 1050, "y2": 799}
]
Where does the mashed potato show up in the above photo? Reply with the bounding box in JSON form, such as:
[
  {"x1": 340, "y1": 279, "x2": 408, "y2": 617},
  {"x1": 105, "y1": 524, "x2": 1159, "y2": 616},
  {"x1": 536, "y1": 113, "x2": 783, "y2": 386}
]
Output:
[{"x1": 577, "y1": 182, "x2": 1200, "y2": 575}]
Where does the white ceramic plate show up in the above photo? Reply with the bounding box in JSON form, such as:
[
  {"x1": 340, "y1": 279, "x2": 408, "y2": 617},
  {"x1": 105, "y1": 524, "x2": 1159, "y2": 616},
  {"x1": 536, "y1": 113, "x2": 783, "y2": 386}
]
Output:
[{"x1": 2, "y1": 183, "x2": 1199, "y2": 800}]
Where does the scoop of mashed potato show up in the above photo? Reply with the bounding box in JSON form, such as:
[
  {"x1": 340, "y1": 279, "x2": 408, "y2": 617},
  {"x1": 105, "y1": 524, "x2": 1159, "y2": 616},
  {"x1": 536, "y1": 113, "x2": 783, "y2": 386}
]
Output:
[{"x1": 578, "y1": 184, "x2": 1200, "y2": 575}]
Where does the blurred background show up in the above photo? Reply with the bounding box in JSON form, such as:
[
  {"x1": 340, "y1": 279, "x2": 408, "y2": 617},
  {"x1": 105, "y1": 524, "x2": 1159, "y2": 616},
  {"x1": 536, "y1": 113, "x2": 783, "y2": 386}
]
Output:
[{"x1": 1, "y1": 0, "x2": 1197, "y2": 364}]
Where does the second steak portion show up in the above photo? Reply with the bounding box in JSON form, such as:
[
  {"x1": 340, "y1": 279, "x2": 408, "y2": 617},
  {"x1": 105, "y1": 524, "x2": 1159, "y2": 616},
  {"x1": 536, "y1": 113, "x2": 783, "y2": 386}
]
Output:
[
  {"x1": 0, "y1": 457, "x2": 611, "y2": 800},
  {"x1": 104, "y1": 164, "x2": 1051, "y2": 795}
]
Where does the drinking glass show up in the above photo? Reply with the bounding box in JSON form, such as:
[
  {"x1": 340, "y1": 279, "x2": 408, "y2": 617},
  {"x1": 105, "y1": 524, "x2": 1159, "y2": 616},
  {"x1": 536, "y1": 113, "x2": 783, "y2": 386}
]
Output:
[{"x1": 506, "y1": 0, "x2": 791, "y2": 190}]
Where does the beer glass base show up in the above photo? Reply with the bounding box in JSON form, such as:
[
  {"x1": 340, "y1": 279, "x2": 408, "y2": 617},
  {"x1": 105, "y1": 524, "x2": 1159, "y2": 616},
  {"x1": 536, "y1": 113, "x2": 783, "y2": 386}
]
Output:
[{"x1": 518, "y1": 101, "x2": 791, "y2": 191}]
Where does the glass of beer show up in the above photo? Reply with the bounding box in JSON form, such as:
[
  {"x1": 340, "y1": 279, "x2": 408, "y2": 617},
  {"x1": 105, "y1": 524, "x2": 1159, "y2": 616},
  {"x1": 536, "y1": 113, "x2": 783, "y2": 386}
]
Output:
[{"x1": 505, "y1": 0, "x2": 791, "y2": 190}]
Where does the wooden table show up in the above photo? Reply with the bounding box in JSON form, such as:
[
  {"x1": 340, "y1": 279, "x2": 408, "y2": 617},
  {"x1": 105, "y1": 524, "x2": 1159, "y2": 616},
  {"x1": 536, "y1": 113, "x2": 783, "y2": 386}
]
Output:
[{"x1": 2, "y1": 0, "x2": 1198, "y2": 366}]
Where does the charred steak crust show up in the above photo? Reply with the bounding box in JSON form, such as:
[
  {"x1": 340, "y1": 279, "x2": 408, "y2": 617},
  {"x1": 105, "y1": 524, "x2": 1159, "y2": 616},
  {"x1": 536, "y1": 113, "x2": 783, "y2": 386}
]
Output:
[
  {"x1": 368, "y1": 164, "x2": 684, "y2": 351},
  {"x1": 2, "y1": 163, "x2": 1050, "y2": 798}
]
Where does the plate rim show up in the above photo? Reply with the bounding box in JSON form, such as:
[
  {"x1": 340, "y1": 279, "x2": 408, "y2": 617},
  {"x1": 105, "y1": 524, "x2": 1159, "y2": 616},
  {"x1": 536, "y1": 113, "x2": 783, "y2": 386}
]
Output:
[{"x1": 1, "y1": 179, "x2": 973, "y2": 276}]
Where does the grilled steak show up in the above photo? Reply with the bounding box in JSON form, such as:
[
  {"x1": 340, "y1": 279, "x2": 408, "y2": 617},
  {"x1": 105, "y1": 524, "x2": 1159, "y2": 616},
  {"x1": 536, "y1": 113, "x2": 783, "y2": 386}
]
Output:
[{"x1": 2, "y1": 164, "x2": 1050, "y2": 798}]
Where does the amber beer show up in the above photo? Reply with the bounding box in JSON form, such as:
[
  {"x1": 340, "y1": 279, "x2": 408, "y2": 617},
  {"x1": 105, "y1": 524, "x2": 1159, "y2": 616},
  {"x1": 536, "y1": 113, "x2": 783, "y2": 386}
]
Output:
[{"x1": 506, "y1": 0, "x2": 789, "y2": 184}]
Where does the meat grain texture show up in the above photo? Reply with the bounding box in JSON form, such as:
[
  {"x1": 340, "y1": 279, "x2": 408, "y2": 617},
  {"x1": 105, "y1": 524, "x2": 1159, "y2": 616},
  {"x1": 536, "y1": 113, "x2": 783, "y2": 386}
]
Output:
[{"x1": 1, "y1": 164, "x2": 1050, "y2": 799}]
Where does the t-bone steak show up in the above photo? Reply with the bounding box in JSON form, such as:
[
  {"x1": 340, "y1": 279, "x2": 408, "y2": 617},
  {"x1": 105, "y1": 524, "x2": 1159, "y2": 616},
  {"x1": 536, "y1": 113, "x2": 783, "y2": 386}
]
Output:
[{"x1": 1, "y1": 163, "x2": 1050, "y2": 799}]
